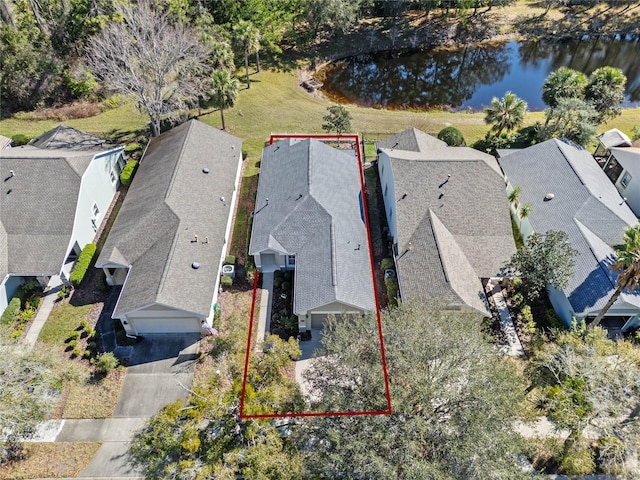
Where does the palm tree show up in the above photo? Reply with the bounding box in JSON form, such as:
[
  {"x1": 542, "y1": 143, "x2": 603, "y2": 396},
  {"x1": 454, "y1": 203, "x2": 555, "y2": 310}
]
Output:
[
  {"x1": 519, "y1": 203, "x2": 531, "y2": 229},
  {"x1": 542, "y1": 67, "x2": 587, "y2": 109},
  {"x1": 508, "y1": 186, "x2": 521, "y2": 208},
  {"x1": 590, "y1": 225, "x2": 640, "y2": 328},
  {"x1": 233, "y1": 20, "x2": 261, "y2": 89},
  {"x1": 210, "y1": 70, "x2": 239, "y2": 130},
  {"x1": 484, "y1": 91, "x2": 528, "y2": 138}
]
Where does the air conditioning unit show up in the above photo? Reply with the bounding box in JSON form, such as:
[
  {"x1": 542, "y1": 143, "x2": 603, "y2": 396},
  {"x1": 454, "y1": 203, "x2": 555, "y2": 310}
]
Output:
[{"x1": 222, "y1": 264, "x2": 235, "y2": 279}]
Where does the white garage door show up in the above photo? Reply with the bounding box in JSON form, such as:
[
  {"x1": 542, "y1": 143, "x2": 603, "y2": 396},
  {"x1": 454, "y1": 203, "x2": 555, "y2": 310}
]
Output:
[{"x1": 129, "y1": 316, "x2": 202, "y2": 334}]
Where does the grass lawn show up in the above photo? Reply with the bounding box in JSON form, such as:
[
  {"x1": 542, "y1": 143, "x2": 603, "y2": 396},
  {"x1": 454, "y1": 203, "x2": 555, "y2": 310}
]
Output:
[
  {"x1": 60, "y1": 367, "x2": 125, "y2": 418},
  {"x1": 37, "y1": 303, "x2": 93, "y2": 344},
  {"x1": 0, "y1": 442, "x2": 101, "y2": 479}
]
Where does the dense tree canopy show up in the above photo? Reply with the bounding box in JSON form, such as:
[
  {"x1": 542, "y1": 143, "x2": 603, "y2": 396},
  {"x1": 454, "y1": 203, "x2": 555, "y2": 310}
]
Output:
[
  {"x1": 296, "y1": 304, "x2": 529, "y2": 479},
  {"x1": 508, "y1": 230, "x2": 578, "y2": 301},
  {"x1": 529, "y1": 326, "x2": 640, "y2": 477},
  {"x1": 86, "y1": 0, "x2": 212, "y2": 136}
]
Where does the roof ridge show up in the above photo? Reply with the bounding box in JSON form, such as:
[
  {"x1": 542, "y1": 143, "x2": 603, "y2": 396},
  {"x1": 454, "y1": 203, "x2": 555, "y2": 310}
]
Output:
[{"x1": 165, "y1": 120, "x2": 195, "y2": 199}]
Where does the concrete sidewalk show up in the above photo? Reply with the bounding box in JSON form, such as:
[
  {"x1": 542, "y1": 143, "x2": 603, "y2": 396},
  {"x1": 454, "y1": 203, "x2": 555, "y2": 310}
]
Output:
[
  {"x1": 22, "y1": 285, "x2": 62, "y2": 350},
  {"x1": 254, "y1": 271, "x2": 273, "y2": 352}
]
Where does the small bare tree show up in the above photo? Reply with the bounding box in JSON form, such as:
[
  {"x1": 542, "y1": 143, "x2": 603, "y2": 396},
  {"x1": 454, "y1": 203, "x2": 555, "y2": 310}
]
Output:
[{"x1": 86, "y1": 1, "x2": 211, "y2": 137}]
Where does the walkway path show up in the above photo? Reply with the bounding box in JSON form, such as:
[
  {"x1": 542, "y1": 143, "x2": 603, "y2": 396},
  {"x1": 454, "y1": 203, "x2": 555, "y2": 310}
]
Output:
[
  {"x1": 487, "y1": 280, "x2": 525, "y2": 357},
  {"x1": 22, "y1": 285, "x2": 62, "y2": 350},
  {"x1": 254, "y1": 271, "x2": 273, "y2": 352}
]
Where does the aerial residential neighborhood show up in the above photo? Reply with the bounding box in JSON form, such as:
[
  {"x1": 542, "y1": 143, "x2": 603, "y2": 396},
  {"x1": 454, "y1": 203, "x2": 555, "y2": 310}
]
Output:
[{"x1": 2, "y1": 0, "x2": 640, "y2": 478}]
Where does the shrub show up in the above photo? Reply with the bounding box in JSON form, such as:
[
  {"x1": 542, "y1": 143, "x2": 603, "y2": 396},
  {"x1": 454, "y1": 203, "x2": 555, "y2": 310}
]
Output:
[
  {"x1": 385, "y1": 277, "x2": 399, "y2": 306},
  {"x1": 546, "y1": 309, "x2": 566, "y2": 330},
  {"x1": 10, "y1": 134, "x2": 32, "y2": 146},
  {"x1": 95, "y1": 352, "x2": 119, "y2": 374},
  {"x1": 380, "y1": 258, "x2": 395, "y2": 272},
  {"x1": 68, "y1": 339, "x2": 78, "y2": 348},
  {"x1": 511, "y1": 292, "x2": 525, "y2": 308},
  {"x1": 511, "y1": 277, "x2": 523, "y2": 290},
  {"x1": 80, "y1": 319, "x2": 90, "y2": 330},
  {"x1": 283, "y1": 271, "x2": 293, "y2": 281},
  {"x1": 25, "y1": 295, "x2": 40, "y2": 310},
  {"x1": 220, "y1": 275, "x2": 233, "y2": 288},
  {"x1": 87, "y1": 341, "x2": 97, "y2": 350},
  {"x1": 273, "y1": 276, "x2": 283, "y2": 289},
  {"x1": 83, "y1": 349, "x2": 92, "y2": 359},
  {"x1": 437, "y1": 126, "x2": 466, "y2": 146},
  {"x1": 10, "y1": 328, "x2": 23, "y2": 340},
  {"x1": 119, "y1": 160, "x2": 138, "y2": 187},
  {"x1": 224, "y1": 255, "x2": 236, "y2": 265},
  {"x1": 72, "y1": 347, "x2": 82, "y2": 358},
  {"x1": 84, "y1": 325, "x2": 95, "y2": 337},
  {"x1": 521, "y1": 305, "x2": 536, "y2": 334},
  {"x1": 58, "y1": 285, "x2": 72, "y2": 300},
  {"x1": 561, "y1": 439, "x2": 595, "y2": 475},
  {"x1": 281, "y1": 281, "x2": 291, "y2": 291},
  {"x1": 67, "y1": 331, "x2": 80, "y2": 342},
  {"x1": 1, "y1": 297, "x2": 21, "y2": 328},
  {"x1": 69, "y1": 243, "x2": 97, "y2": 287},
  {"x1": 20, "y1": 308, "x2": 35, "y2": 322}
]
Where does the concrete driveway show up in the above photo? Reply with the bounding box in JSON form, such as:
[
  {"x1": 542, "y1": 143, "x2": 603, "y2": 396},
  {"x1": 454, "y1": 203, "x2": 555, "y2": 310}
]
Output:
[
  {"x1": 79, "y1": 334, "x2": 200, "y2": 478},
  {"x1": 113, "y1": 334, "x2": 200, "y2": 418}
]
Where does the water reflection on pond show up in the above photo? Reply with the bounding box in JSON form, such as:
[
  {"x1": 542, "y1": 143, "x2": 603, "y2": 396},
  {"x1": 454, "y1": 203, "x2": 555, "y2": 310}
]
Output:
[{"x1": 318, "y1": 40, "x2": 640, "y2": 111}]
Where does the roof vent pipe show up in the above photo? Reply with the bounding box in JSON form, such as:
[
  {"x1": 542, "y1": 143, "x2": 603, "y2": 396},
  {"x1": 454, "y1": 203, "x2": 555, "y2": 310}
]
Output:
[{"x1": 545, "y1": 193, "x2": 555, "y2": 201}]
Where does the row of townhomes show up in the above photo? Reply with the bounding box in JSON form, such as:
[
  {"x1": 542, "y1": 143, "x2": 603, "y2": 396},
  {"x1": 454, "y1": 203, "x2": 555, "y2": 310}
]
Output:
[{"x1": 1, "y1": 122, "x2": 639, "y2": 338}]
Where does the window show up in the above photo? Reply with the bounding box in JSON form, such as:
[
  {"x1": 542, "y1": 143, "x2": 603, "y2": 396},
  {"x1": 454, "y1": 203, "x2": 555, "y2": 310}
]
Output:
[
  {"x1": 92, "y1": 203, "x2": 100, "y2": 218},
  {"x1": 621, "y1": 172, "x2": 632, "y2": 189},
  {"x1": 384, "y1": 184, "x2": 388, "y2": 197},
  {"x1": 287, "y1": 255, "x2": 295, "y2": 265},
  {"x1": 110, "y1": 170, "x2": 117, "y2": 183}
]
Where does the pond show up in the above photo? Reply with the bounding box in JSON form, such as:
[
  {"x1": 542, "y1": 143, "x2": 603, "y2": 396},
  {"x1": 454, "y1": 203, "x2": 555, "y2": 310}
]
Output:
[{"x1": 318, "y1": 39, "x2": 640, "y2": 111}]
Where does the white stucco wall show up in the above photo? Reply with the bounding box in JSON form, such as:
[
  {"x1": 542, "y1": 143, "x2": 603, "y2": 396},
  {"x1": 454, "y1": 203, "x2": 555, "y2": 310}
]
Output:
[
  {"x1": 66, "y1": 148, "x2": 124, "y2": 263},
  {"x1": 377, "y1": 152, "x2": 398, "y2": 243},
  {"x1": 209, "y1": 151, "x2": 243, "y2": 322},
  {"x1": 610, "y1": 147, "x2": 640, "y2": 217}
]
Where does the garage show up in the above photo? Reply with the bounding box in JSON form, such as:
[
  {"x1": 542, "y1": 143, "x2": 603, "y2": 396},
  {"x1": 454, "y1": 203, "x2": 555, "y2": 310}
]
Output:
[
  {"x1": 310, "y1": 313, "x2": 328, "y2": 329},
  {"x1": 121, "y1": 305, "x2": 202, "y2": 335}
]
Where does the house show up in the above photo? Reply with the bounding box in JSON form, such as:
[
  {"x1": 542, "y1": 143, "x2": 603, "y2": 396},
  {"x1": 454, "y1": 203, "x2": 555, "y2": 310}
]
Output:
[
  {"x1": 96, "y1": 120, "x2": 242, "y2": 335},
  {"x1": 593, "y1": 128, "x2": 640, "y2": 217},
  {"x1": 498, "y1": 138, "x2": 640, "y2": 331},
  {"x1": 249, "y1": 138, "x2": 375, "y2": 332},
  {"x1": 377, "y1": 128, "x2": 516, "y2": 315},
  {"x1": 0, "y1": 125, "x2": 125, "y2": 316}
]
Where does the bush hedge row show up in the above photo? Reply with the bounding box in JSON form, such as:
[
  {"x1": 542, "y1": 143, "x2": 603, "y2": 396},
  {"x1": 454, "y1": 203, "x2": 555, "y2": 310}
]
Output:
[
  {"x1": 1, "y1": 296, "x2": 21, "y2": 328},
  {"x1": 385, "y1": 277, "x2": 399, "y2": 306},
  {"x1": 70, "y1": 243, "x2": 97, "y2": 287},
  {"x1": 119, "y1": 160, "x2": 138, "y2": 187}
]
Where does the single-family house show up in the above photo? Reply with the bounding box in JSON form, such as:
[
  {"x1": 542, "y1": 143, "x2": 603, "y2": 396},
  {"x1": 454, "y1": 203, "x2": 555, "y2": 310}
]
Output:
[
  {"x1": 377, "y1": 128, "x2": 516, "y2": 315},
  {"x1": 249, "y1": 138, "x2": 376, "y2": 332},
  {"x1": 593, "y1": 128, "x2": 640, "y2": 217},
  {"x1": 0, "y1": 125, "x2": 125, "y2": 316},
  {"x1": 96, "y1": 120, "x2": 242, "y2": 335},
  {"x1": 498, "y1": 138, "x2": 640, "y2": 331}
]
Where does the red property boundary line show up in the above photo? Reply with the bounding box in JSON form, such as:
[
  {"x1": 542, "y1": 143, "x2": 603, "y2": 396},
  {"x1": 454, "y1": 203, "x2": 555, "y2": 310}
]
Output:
[{"x1": 239, "y1": 133, "x2": 392, "y2": 419}]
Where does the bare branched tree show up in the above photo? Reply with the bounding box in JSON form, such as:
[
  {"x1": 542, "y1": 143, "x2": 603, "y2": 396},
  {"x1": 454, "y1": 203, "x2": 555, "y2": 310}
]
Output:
[{"x1": 86, "y1": 1, "x2": 211, "y2": 136}]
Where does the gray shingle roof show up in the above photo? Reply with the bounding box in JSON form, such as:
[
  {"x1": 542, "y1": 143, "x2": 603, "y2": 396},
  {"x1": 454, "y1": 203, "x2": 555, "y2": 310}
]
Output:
[
  {"x1": 380, "y1": 130, "x2": 515, "y2": 314},
  {"x1": 249, "y1": 139, "x2": 375, "y2": 314},
  {"x1": 0, "y1": 140, "x2": 102, "y2": 278},
  {"x1": 377, "y1": 127, "x2": 447, "y2": 152},
  {"x1": 598, "y1": 128, "x2": 632, "y2": 148},
  {"x1": 498, "y1": 139, "x2": 640, "y2": 316},
  {"x1": 30, "y1": 124, "x2": 115, "y2": 151},
  {"x1": 97, "y1": 120, "x2": 242, "y2": 317}
]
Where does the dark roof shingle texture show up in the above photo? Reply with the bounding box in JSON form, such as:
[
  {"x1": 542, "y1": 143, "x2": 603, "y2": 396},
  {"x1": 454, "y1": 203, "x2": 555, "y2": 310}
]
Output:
[
  {"x1": 249, "y1": 139, "x2": 375, "y2": 314},
  {"x1": 498, "y1": 139, "x2": 640, "y2": 316},
  {"x1": 97, "y1": 120, "x2": 242, "y2": 317}
]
